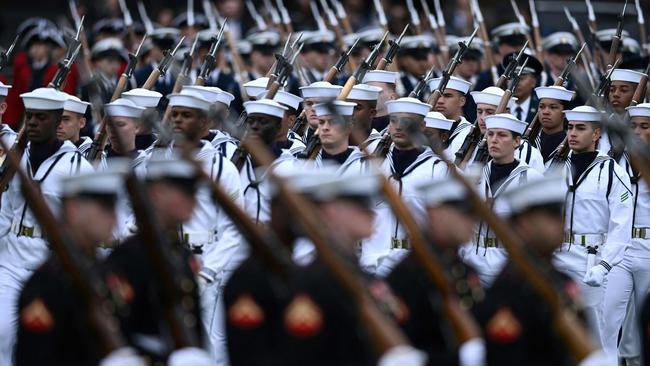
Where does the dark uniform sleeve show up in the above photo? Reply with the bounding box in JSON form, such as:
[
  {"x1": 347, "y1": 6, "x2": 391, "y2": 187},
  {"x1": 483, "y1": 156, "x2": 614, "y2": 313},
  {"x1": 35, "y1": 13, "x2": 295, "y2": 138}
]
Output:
[{"x1": 386, "y1": 257, "x2": 460, "y2": 366}]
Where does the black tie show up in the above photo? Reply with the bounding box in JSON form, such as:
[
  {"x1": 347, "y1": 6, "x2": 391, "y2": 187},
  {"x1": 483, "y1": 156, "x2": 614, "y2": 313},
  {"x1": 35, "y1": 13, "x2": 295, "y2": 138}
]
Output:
[{"x1": 515, "y1": 106, "x2": 523, "y2": 121}]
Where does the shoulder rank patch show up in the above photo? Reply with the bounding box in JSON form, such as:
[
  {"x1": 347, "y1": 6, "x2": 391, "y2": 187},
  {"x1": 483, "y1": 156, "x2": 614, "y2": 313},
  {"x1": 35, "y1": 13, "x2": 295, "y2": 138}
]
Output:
[
  {"x1": 21, "y1": 298, "x2": 54, "y2": 333},
  {"x1": 228, "y1": 293, "x2": 265, "y2": 329},
  {"x1": 621, "y1": 191, "x2": 630, "y2": 202},
  {"x1": 486, "y1": 307, "x2": 522, "y2": 343},
  {"x1": 106, "y1": 273, "x2": 135, "y2": 304},
  {"x1": 284, "y1": 293, "x2": 323, "y2": 338}
]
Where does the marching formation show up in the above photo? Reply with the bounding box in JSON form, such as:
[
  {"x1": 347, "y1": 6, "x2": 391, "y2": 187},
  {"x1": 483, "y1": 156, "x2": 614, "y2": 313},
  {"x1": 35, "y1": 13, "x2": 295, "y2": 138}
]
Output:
[{"x1": 0, "y1": 0, "x2": 650, "y2": 365}]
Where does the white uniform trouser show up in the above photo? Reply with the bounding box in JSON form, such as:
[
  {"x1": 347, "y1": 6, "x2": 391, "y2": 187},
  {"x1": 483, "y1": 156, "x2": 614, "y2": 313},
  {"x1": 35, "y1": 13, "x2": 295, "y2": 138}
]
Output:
[
  {"x1": 553, "y1": 243, "x2": 605, "y2": 347},
  {"x1": 200, "y1": 269, "x2": 235, "y2": 366},
  {"x1": 460, "y1": 244, "x2": 507, "y2": 288},
  {"x1": 602, "y1": 255, "x2": 650, "y2": 360},
  {"x1": 0, "y1": 264, "x2": 34, "y2": 366}
]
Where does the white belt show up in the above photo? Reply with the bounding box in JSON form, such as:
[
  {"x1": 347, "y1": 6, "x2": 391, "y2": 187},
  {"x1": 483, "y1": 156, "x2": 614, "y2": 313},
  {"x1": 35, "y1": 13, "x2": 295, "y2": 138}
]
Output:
[
  {"x1": 633, "y1": 227, "x2": 650, "y2": 240},
  {"x1": 564, "y1": 233, "x2": 606, "y2": 247},
  {"x1": 11, "y1": 219, "x2": 44, "y2": 239},
  {"x1": 182, "y1": 230, "x2": 216, "y2": 248}
]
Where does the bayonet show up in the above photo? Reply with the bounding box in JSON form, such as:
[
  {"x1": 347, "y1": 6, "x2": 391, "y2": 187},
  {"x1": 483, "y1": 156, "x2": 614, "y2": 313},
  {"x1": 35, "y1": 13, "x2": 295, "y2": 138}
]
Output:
[
  {"x1": 118, "y1": 0, "x2": 133, "y2": 28},
  {"x1": 197, "y1": 20, "x2": 227, "y2": 84},
  {"x1": 264, "y1": 0, "x2": 282, "y2": 26},
  {"x1": 564, "y1": 7, "x2": 579, "y2": 31},
  {"x1": 319, "y1": 0, "x2": 339, "y2": 27},
  {"x1": 277, "y1": 0, "x2": 291, "y2": 27},
  {"x1": 310, "y1": 0, "x2": 327, "y2": 32},
  {"x1": 373, "y1": 0, "x2": 388, "y2": 28},
  {"x1": 434, "y1": 0, "x2": 445, "y2": 28},
  {"x1": 421, "y1": 0, "x2": 438, "y2": 30},
  {"x1": 68, "y1": 0, "x2": 82, "y2": 29},
  {"x1": 124, "y1": 35, "x2": 147, "y2": 79},
  {"x1": 408, "y1": 65, "x2": 437, "y2": 99},
  {"x1": 330, "y1": 0, "x2": 353, "y2": 34},
  {"x1": 497, "y1": 40, "x2": 529, "y2": 88},
  {"x1": 0, "y1": 34, "x2": 19, "y2": 72},
  {"x1": 203, "y1": 0, "x2": 218, "y2": 31},
  {"x1": 158, "y1": 36, "x2": 185, "y2": 77},
  {"x1": 377, "y1": 24, "x2": 409, "y2": 70},
  {"x1": 48, "y1": 18, "x2": 84, "y2": 90},
  {"x1": 137, "y1": 1, "x2": 155, "y2": 35},
  {"x1": 352, "y1": 31, "x2": 388, "y2": 82},
  {"x1": 247, "y1": 0, "x2": 267, "y2": 30},
  {"x1": 586, "y1": 0, "x2": 596, "y2": 23},
  {"x1": 188, "y1": 0, "x2": 195, "y2": 27},
  {"x1": 405, "y1": 0, "x2": 421, "y2": 32}
]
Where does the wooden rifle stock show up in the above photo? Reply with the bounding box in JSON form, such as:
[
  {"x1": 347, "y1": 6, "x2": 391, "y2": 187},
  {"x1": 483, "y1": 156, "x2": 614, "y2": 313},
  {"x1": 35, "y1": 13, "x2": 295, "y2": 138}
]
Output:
[{"x1": 142, "y1": 68, "x2": 161, "y2": 90}]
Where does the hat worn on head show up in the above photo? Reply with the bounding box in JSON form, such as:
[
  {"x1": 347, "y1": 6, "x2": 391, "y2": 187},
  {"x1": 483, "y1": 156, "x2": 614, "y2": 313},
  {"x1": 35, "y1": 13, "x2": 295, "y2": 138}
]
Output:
[
  {"x1": 299, "y1": 81, "x2": 343, "y2": 99},
  {"x1": 417, "y1": 177, "x2": 468, "y2": 207},
  {"x1": 183, "y1": 86, "x2": 235, "y2": 107},
  {"x1": 347, "y1": 84, "x2": 382, "y2": 101},
  {"x1": 244, "y1": 99, "x2": 288, "y2": 119},
  {"x1": 491, "y1": 22, "x2": 530, "y2": 45},
  {"x1": 313, "y1": 101, "x2": 357, "y2": 117},
  {"x1": 386, "y1": 97, "x2": 431, "y2": 117},
  {"x1": 63, "y1": 94, "x2": 90, "y2": 114},
  {"x1": 427, "y1": 76, "x2": 472, "y2": 94},
  {"x1": 502, "y1": 52, "x2": 544, "y2": 76},
  {"x1": 471, "y1": 87, "x2": 509, "y2": 107},
  {"x1": 105, "y1": 98, "x2": 145, "y2": 118},
  {"x1": 21, "y1": 88, "x2": 68, "y2": 110},
  {"x1": 611, "y1": 69, "x2": 645, "y2": 84},
  {"x1": 91, "y1": 37, "x2": 127, "y2": 61},
  {"x1": 243, "y1": 77, "x2": 270, "y2": 99},
  {"x1": 122, "y1": 88, "x2": 163, "y2": 108},
  {"x1": 424, "y1": 111, "x2": 454, "y2": 130},
  {"x1": 563, "y1": 106, "x2": 602, "y2": 122},
  {"x1": 534, "y1": 86, "x2": 575, "y2": 102},
  {"x1": 362, "y1": 70, "x2": 399, "y2": 84},
  {"x1": 283, "y1": 165, "x2": 382, "y2": 204},
  {"x1": 62, "y1": 160, "x2": 129, "y2": 198},
  {"x1": 542, "y1": 32, "x2": 578, "y2": 54},
  {"x1": 146, "y1": 156, "x2": 198, "y2": 182},
  {"x1": 484, "y1": 113, "x2": 527, "y2": 134},
  {"x1": 0, "y1": 82, "x2": 12, "y2": 97},
  {"x1": 256, "y1": 90, "x2": 303, "y2": 110},
  {"x1": 626, "y1": 103, "x2": 650, "y2": 117},
  {"x1": 168, "y1": 89, "x2": 212, "y2": 112},
  {"x1": 503, "y1": 173, "x2": 565, "y2": 215}
]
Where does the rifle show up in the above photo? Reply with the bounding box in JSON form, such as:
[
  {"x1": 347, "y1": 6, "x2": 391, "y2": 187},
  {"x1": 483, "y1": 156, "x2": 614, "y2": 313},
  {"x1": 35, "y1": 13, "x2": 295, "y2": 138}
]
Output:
[
  {"x1": 324, "y1": 37, "x2": 359, "y2": 82},
  {"x1": 299, "y1": 31, "x2": 388, "y2": 160},
  {"x1": 0, "y1": 138, "x2": 129, "y2": 356},
  {"x1": 631, "y1": 61, "x2": 650, "y2": 106},
  {"x1": 433, "y1": 0, "x2": 450, "y2": 64},
  {"x1": 266, "y1": 43, "x2": 303, "y2": 100},
  {"x1": 563, "y1": 7, "x2": 598, "y2": 89},
  {"x1": 510, "y1": 0, "x2": 537, "y2": 58},
  {"x1": 243, "y1": 135, "x2": 412, "y2": 357},
  {"x1": 276, "y1": 0, "x2": 294, "y2": 33},
  {"x1": 548, "y1": 60, "x2": 620, "y2": 167},
  {"x1": 407, "y1": 124, "x2": 601, "y2": 364},
  {"x1": 405, "y1": 0, "x2": 422, "y2": 34},
  {"x1": 468, "y1": 59, "x2": 528, "y2": 167},
  {"x1": 0, "y1": 34, "x2": 19, "y2": 72},
  {"x1": 87, "y1": 36, "x2": 148, "y2": 161},
  {"x1": 607, "y1": 0, "x2": 628, "y2": 69},
  {"x1": 529, "y1": 0, "x2": 544, "y2": 63},
  {"x1": 496, "y1": 42, "x2": 528, "y2": 89},
  {"x1": 373, "y1": 0, "x2": 388, "y2": 33},
  {"x1": 195, "y1": 21, "x2": 226, "y2": 86},
  {"x1": 427, "y1": 27, "x2": 478, "y2": 107},
  {"x1": 266, "y1": 34, "x2": 299, "y2": 88},
  {"x1": 137, "y1": 0, "x2": 155, "y2": 35},
  {"x1": 635, "y1": 0, "x2": 647, "y2": 58},
  {"x1": 0, "y1": 22, "x2": 84, "y2": 193},
  {"x1": 470, "y1": 0, "x2": 498, "y2": 86},
  {"x1": 331, "y1": 0, "x2": 354, "y2": 35},
  {"x1": 523, "y1": 43, "x2": 586, "y2": 144},
  {"x1": 118, "y1": 0, "x2": 138, "y2": 50},
  {"x1": 142, "y1": 37, "x2": 185, "y2": 89},
  {"x1": 376, "y1": 24, "x2": 409, "y2": 71}
]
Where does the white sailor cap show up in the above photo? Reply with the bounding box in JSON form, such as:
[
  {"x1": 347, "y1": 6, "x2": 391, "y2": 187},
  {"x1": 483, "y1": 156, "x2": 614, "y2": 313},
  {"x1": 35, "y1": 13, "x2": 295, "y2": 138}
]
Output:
[
  {"x1": 237, "y1": 40, "x2": 252, "y2": 55},
  {"x1": 301, "y1": 30, "x2": 336, "y2": 45},
  {"x1": 400, "y1": 35, "x2": 436, "y2": 50},
  {"x1": 299, "y1": 81, "x2": 343, "y2": 99},
  {"x1": 622, "y1": 37, "x2": 641, "y2": 54},
  {"x1": 417, "y1": 177, "x2": 468, "y2": 207},
  {"x1": 534, "y1": 85, "x2": 575, "y2": 102},
  {"x1": 362, "y1": 70, "x2": 398, "y2": 84},
  {"x1": 105, "y1": 98, "x2": 145, "y2": 118},
  {"x1": 347, "y1": 84, "x2": 382, "y2": 101},
  {"x1": 168, "y1": 88, "x2": 212, "y2": 112},
  {"x1": 146, "y1": 156, "x2": 198, "y2": 182},
  {"x1": 247, "y1": 30, "x2": 281, "y2": 47},
  {"x1": 424, "y1": 111, "x2": 454, "y2": 130},
  {"x1": 183, "y1": 85, "x2": 235, "y2": 107},
  {"x1": 61, "y1": 159, "x2": 129, "y2": 198},
  {"x1": 91, "y1": 37, "x2": 127, "y2": 61},
  {"x1": 243, "y1": 77, "x2": 270, "y2": 99},
  {"x1": 626, "y1": 103, "x2": 650, "y2": 118},
  {"x1": 256, "y1": 90, "x2": 303, "y2": 110},
  {"x1": 563, "y1": 105, "x2": 602, "y2": 122},
  {"x1": 0, "y1": 81, "x2": 11, "y2": 97},
  {"x1": 542, "y1": 32, "x2": 578, "y2": 52},
  {"x1": 150, "y1": 27, "x2": 181, "y2": 40},
  {"x1": 357, "y1": 27, "x2": 385, "y2": 44},
  {"x1": 595, "y1": 28, "x2": 630, "y2": 42},
  {"x1": 385, "y1": 97, "x2": 431, "y2": 117},
  {"x1": 244, "y1": 98, "x2": 288, "y2": 119},
  {"x1": 21, "y1": 88, "x2": 68, "y2": 110},
  {"x1": 471, "y1": 87, "x2": 508, "y2": 107},
  {"x1": 427, "y1": 76, "x2": 472, "y2": 95},
  {"x1": 63, "y1": 94, "x2": 90, "y2": 114},
  {"x1": 491, "y1": 22, "x2": 530, "y2": 41},
  {"x1": 121, "y1": 88, "x2": 163, "y2": 108},
  {"x1": 485, "y1": 113, "x2": 527, "y2": 134},
  {"x1": 313, "y1": 101, "x2": 357, "y2": 117},
  {"x1": 503, "y1": 173, "x2": 565, "y2": 215},
  {"x1": 611, "y1": 69, "x2": 645, "y2": 84}
]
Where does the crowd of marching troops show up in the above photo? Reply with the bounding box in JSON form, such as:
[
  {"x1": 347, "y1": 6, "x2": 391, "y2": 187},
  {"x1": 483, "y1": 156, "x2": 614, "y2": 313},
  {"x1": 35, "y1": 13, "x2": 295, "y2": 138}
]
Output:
[{"x1": 0, "y1": 0, "x2": 650, "y2": 365}]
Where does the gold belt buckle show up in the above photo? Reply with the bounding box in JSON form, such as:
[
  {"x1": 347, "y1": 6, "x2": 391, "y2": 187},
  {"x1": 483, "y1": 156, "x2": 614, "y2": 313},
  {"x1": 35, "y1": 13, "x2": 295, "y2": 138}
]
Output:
[
  {"x1": 634, "y1": 228, "x2": 647, "y2": 239},
  {"x1": 391, "y1": 238, "x2": 410, "y2": 250},
  {"x1": 483, "y1": 237, "x2": 498, "y2": 247},
  {"x1": 20, "y1": 225, "x2": 34, "y2": 237}
]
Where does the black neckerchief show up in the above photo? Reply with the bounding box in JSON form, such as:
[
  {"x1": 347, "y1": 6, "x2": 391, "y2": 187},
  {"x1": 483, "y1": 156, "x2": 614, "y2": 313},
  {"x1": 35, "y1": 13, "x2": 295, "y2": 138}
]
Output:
[
  {"x1": 540, "y1": 130, "x2": 566, "y2": 162},
  {"x1": 322, "y1": 147, "x2": 353, "y2": 165},
  {"x1": 203, "y1": 131, "x2": 217, "y2": 142},
  {"x1": 106, "y1": 148, "x2": 137, "y2": 159},
  {"x1": 392, "y1": 147, "x2": 421, "y2": 177},
  {"x1": 29, "y1": 139, "x2": 63, "y2": 175},
  {"x1": 570, "y1": 151, "x2": 599, "y2": 185},
  {"x1": 448, "y1": 119, "x2": 461, "y2": 137},
  {"x1": 371, "y1": 115, "x2": 390, "y2": 132},
  {"x1": 135, "y1": 133, "x2": 156, "y2": 151},
  {"x1": 489, "y1": 160, "x2": 518, "y2": 193}
]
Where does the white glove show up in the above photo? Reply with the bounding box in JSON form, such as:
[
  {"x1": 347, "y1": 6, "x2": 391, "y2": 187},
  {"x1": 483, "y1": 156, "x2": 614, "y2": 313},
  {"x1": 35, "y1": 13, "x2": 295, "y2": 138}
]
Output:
[
  {"x1": 459, "y1": 338, "x2": 486, "y2": 366},
  {"x1": 375, "y1": 249, "x2": 410, "y2": 278},
  {"x1": 168, "y1": 347, "x2": 213, "y2": 366},
  {"x1": 583, "y1": 264, "x2": 608, "y2": 287},
  {"x1": 99, "y1": 348, "x2": 146, "y2": 366},
  {"x1": 378, "y1": 345, "x2": 427, "y2": 366},
  {"x1": 577, "y1": 350, "x2": 617, "y2": 366}
]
